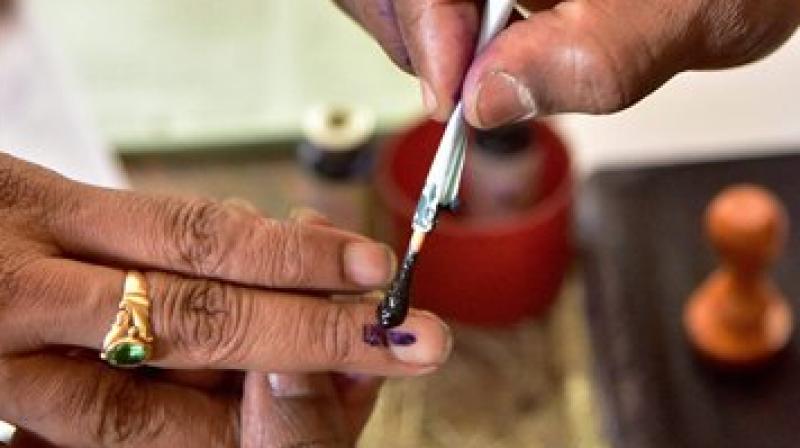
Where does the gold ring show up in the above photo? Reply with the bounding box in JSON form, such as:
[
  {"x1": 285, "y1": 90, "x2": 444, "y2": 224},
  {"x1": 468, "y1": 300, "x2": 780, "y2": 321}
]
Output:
[{"x1": 100, "y1": 271, "x2": 154, "y2": 368}]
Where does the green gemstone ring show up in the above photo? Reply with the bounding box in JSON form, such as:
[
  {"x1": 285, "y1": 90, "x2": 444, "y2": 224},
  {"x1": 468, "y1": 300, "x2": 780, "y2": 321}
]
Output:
[
  {"x1": 101, "y1": 271, "x2": 153, "y2": 368},
  {"x1": 103, "y1": 338, "x2": 151, "y2": 367}
]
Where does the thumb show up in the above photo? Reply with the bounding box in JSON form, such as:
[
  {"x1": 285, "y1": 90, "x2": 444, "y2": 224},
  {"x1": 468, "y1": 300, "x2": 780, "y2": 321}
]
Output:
[
  {"x1": 331, "y1": 374, "x2": 383, "y2": 439},
  {"x1": 462, "y1": 1, "x2": 689, "y2": 128},
  {"x1": 241, "y1": 372, "x2": 348, "y2": 448}
]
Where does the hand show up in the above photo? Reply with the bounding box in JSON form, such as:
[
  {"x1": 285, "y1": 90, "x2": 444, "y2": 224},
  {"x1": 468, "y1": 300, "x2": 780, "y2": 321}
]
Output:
[
  {"x1": 240, "y1": 370, "x2": 382, "y2": 447},
  {"x1": 336, "y1": 0, "x2": 800, "y2": 127},
  {"x1": 0, "y1": 152, "x2": 451, "y2": 447},
  {"x1": 242, "y1": 372, "x2": 381, "y2": 448},
  {"x1": 240, "y1": 209, "x2": 384, "y2": 448}
]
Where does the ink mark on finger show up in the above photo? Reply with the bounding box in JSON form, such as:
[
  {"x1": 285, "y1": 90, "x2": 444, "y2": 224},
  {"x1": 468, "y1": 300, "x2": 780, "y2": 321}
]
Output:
[
  {"x1": 362, "y1": 324, "x2": 417, "y2": 347},
  {"x1": 387, "y1": 331, "x2": 417, "y2": 346},
  {"x1": 363, "y1": 324, "x2": 387, "y2": 346}
]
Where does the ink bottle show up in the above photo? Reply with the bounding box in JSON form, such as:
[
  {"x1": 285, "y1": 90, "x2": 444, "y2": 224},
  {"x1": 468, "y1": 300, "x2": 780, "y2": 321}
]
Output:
[
  {"x1": 293, "y1": 104, "x2": 375, "y2": 233},
  {"x1": 464, "y1": 122, "x2": 542, "y2": 221}
]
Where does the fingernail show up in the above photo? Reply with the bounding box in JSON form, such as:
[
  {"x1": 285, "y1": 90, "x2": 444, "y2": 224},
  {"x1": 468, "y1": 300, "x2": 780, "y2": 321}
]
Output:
[
  {"x1": 390, "y1": 320, "x2": 452, "y2": 366},
  {"x1": 421, "y1": 79, "x2": 437, "y2": 115},
  {"x1": 474, "y1": 70, "x2": 537, "y2": 128},
  {"x1": 362, "y1": 324, "x2": 386, "y2": 347},
  {"x1": 417, "y1": 310, "x2": 454, "y2": 365},
  {"x1": 344, "y1": 242, "x2": 396, "y2": 287},
  {"x1": 387, "y1": 330, "x2": 433, "y2": 365}
]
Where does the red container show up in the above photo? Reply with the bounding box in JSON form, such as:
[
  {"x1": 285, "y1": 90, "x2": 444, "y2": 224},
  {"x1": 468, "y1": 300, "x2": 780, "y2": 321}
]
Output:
[{"x1": 375, "y1": 119, "x2": 573, "y2": 326}]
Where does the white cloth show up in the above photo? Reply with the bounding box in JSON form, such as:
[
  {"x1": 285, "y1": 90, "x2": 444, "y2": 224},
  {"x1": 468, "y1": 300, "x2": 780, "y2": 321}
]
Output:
[{"x1": 0, "y1": 4, "x2": 125, "y2": 188}]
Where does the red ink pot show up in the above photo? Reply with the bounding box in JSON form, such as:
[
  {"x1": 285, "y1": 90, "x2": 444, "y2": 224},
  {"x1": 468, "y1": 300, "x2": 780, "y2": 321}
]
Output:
[{"x1": 375, "y1": 119, "x2": 573, "y2": 326}]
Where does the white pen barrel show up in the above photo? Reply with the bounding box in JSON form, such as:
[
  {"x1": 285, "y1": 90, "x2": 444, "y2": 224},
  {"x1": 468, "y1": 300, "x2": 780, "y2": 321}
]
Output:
[{"x1": 476, "y1": 0, "x2": 516, "y2": 52}]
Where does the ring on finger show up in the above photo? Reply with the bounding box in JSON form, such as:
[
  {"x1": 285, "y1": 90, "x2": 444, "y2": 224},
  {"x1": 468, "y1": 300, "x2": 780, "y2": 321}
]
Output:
[{"x1": 100, "y1": 271, "x2": 154, "y2": 368}]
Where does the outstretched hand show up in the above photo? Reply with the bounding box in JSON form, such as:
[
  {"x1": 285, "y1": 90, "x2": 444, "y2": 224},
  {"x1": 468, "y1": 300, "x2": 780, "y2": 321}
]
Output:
[{"x1": 0, "y1": 153, "x2": 451, "y2": 447}]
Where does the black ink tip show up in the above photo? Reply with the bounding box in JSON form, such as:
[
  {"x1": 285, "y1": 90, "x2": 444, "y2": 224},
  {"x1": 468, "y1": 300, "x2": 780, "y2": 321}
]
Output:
[{"x1": 376, "y1": 252, "x2": 418, "y2": 329}]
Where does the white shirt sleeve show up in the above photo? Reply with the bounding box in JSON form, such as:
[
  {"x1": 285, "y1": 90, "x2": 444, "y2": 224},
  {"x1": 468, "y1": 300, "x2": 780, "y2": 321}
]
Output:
[{"x1": 0, "y1": 3, "x2": 126, "y2": 188}]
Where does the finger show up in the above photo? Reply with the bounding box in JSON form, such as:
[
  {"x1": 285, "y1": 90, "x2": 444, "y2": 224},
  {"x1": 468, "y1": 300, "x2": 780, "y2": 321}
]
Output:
[
  {"x1": 16, "y1": 260, "x2": 452, "y2": 375},
  {"x1": 330, "y1": 373, "x2": 383, "y2": 439},
  {"x1": 333, "y1": 0, "x2": 413, "y2": 72},
  {"x1": 242, "y1": 372, "x2": 347, "y2": 448},
  {"x1": 389, "y1": 0, "x2": 558, "y2": 121},
  {"x1": 0, "y1": 354, "x2": 239, "y2": 448},
  {"x1": 289, "y1": 208, "x2": 382, "y2": 438},
  {"x1": 288, "y1": 208, "x2": 389, "y2": 284},
  {"x1": 199, "y1": 201, "x2": 329, "y2": 394},
  {"x1": 462, "y1": 0, "x2": 696, "y2": 127},
  {"x1": 58, "y1": 349, "x2": 223, "y2": 397},
  {"x1": 48, "y1": 188, "x2": 395, "y2": 291},
  {"x1": 393, "y1": 0, "x2": 481, "y2": 121},
  {"x1": 241, "y1": 372, "x2": 271, "y2": 448}
]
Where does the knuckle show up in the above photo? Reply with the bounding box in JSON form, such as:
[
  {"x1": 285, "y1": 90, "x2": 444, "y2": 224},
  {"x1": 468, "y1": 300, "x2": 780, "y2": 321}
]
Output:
[
  {"x1": 0, "y1": 152, "x2": 65, "y2": 211},
  {"x1": 0, "y1": 156, "x2": 35, "y2": 209},
  {"x1": 701, "y1": 2, "x2": 781, "y2": 64},
  {"x1": 155, "y1": 274, "x2": 251, "y2": 366},
  {"x1": 262, "y1": 220, "x2": 308, "y2": 288},
  {"x1": 0, "y1": 246, "x2": 32, "y2": 301},
  {"x1": 312, "y1": 305, "x2": 358, "y2": 366},
  {"x1": 89, "y1": 373, "x2": 166, "y2": 447},
  {"x1": 170, "y1": 199, "x2": 231, "y2": 276},
  {"x1": 0, "y1": 162, "x2": 25, "y2": 208}
]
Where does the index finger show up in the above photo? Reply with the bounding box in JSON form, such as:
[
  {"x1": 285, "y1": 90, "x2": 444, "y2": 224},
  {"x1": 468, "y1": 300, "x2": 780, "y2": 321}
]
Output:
[
  {"x1": 47, "y1": 186, "x2": 395, "y2": 292},
  {"x1": 393, "y1": 0, "x2": 481, "y2": 121},
  {"x1": 392, "y1": 0, "x2": 557, "y2": 121}
]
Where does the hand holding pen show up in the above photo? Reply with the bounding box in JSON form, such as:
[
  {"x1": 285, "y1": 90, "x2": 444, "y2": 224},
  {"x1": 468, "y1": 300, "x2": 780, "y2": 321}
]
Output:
[
  {"x1": 377, "y1": 0, "x2": 517, "y2": 329},
  {"x1": 337, "y1": 0, "x2": 800, "y2": 128}
]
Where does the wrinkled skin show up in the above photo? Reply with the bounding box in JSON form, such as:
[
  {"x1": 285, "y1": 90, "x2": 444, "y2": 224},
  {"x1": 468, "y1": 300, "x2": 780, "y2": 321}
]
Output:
[
  {"x1": 336, "y1": 0, "x2": 800, "y2": 128},
  {"x1": 0, "y1": 153, "x2": 451, "y2": 447}
]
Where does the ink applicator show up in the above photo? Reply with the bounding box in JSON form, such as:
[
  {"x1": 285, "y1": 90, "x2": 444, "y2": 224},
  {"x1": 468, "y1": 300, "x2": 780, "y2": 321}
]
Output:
[{"x1": 376, "y1": 0, "x2": 517, "y2": 329}]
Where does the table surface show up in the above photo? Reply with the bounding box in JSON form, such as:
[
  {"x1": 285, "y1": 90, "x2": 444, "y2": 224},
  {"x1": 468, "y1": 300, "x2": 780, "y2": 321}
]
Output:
[{"x1": 580, "y1": 152, "x2": 800, "y2": 448}]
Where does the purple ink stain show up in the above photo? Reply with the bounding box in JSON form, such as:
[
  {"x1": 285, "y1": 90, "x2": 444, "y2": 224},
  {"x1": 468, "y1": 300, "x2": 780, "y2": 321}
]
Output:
[
  {"x1": 362, "y1": 325, "x2": 417, "y2": 347},
  {"x1": 387, "y1": 331, "x2": 417, "y2": 346},
  {"x1": 363, "y1": 324, "x2": 387, "y2": 346}
]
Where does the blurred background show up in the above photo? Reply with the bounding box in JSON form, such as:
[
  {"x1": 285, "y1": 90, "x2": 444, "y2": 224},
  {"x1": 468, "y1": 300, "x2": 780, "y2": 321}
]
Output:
[
  {"x1": 26, "y1": 0, "x2": 422, "y2": 151},
  {"x1": 10, "y1": 0, "x2": 800, "y2": 174},
  {"x1": 2, "y1": 0, "x2": 800, "y2": 446}
]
